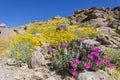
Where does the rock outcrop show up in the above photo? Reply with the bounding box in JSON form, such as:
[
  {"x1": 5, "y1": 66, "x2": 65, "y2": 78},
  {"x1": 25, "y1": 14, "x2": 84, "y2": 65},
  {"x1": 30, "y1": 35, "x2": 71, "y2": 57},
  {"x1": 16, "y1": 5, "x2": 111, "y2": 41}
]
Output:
[{"x1": 68, "y1": 6, "x2": 120, "y2": 33}]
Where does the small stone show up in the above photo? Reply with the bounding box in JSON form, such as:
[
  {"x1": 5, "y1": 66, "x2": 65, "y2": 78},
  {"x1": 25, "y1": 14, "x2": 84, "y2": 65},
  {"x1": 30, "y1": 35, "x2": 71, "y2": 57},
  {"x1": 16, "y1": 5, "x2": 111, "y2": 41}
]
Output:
[
  {"x1": 56, "y1": 24, "x2": 68, "y2": 31},
  {"x1": 84, "y1": 39, "x2": 100, "y2": 46},
  {"x1": 32, "y1": 71, "x2": 44, "y2": 80},
  {"x1": 7, "y1": 58, "x2": 16, "y2": 66},
  {"x1": 45, "y1": 76, "x2": 57, "y2": 80},
  {"x1": 77, "y1": 70, "x2": 111, "y2": 80}
]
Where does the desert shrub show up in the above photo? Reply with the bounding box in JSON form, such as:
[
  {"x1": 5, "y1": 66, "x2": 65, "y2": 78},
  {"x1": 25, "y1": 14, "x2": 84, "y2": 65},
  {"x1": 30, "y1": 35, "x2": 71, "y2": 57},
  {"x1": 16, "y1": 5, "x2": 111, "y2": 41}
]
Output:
[
  {"x1": 26, "y1": 18, "x2": 68, "y2": 34},
  {"x1": 9, "y1": 34, "x2": 45, "y2": 66},
  {"x1": 107, "y1": 15, "x2": 114, "y2": 20},
  {"x1": 10, "y1": 40, "x2": 34, "y2": 66},
  {"x1": 68, "y1": 25, "x2": 102, "y2": 39},
  {"x1": 48, "y1": 40, "x2": 112, "y2": 76},
  {"x1": 105, "y1": 48, "x2": 120, "y2": 71},
  {"x1": 26, "y1": 22, "x2": 102, "y2": 46},
  {"x1": 0, "y1": 39, "x2": 10, "y2": 56},
  {"x1": 106, "y1": 68, "x2": 120, "y2": 80}
]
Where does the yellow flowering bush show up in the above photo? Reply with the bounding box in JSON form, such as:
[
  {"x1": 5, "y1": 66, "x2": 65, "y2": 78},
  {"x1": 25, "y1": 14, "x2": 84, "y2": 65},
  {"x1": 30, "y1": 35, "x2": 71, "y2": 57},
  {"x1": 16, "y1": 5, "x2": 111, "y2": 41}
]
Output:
[
  {"x1": 69, "y1": 25, "x2": 102, "y2": 39},
  {"x1": 106, "y1": 68, "x2": 120, "y2": 80},
  {"x1": 9, "y1": 33, "x2": 46, "y2": 66},
  {"x1": 26, "y1": 19, "x2": 102, "y2": 46},
  {"x1": 10, "y1": 34, "x2": 46, "y2": 46},
  {"x1": 0, "y1": 39, "x2": 9, "y2": 56}
]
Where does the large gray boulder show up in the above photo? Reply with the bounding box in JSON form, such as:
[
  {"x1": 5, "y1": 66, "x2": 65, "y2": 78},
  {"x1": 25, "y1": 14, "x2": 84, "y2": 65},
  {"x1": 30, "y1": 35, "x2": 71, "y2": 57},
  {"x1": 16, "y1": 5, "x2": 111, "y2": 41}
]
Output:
[
  {"x1": 28, "y1": 47, "x2": 46, "y2": 69},
  {"x1": 77, "y1": 70, "x2": 111, "y2": 80}
]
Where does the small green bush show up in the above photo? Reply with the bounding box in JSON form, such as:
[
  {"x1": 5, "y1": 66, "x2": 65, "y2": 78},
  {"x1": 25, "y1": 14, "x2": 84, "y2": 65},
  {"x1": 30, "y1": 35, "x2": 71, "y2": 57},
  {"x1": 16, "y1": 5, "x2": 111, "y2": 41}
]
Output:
[
  {"x1": 105, "y1": 48, "x2": 120, "y2": 71},
  {"x1": 10, "y1": 40, "x2": 35, "y2": 66}
]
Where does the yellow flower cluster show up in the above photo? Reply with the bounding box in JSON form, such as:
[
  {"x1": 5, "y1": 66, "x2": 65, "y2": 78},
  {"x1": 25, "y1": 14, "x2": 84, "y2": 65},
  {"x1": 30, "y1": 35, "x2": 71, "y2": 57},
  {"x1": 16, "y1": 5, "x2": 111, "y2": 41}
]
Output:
[
  {"x1": 26, "y1": 18, "x2": 67, "y2": 34},
  {"x1": 106, "y1": 68, "x2": 120, "y2": 80},
  {"x1": 45, "y1": 30, "x2": 77, "y2": 45},
  {"x1": 69, "y1": 25, "x2": 102, "y2": 39},
  {"x1": 10, "y1": 33, "x2": 46, "y2": 47},
  {"x1": 25, "y1": 19, "x2": 102, "y2": 45}
]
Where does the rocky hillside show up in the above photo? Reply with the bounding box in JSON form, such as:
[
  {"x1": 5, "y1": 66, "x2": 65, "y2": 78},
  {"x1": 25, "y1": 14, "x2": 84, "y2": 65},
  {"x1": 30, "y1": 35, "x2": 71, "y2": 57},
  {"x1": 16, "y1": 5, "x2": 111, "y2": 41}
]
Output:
[
  {"x1": 68, "y1": 6, "x2": 120, "y2": 29},
  {"x1": 0, "y1": 6, "x2": 120, "y2": 80},
  {"x1": 68, "y1": 6, "x2": 120, "y2": 48}
]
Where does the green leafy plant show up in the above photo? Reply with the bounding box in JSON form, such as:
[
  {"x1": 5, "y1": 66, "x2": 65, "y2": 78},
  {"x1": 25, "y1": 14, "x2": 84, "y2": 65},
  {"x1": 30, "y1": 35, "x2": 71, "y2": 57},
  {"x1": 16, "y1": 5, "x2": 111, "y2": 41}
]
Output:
[
  {"x1": 10, "y1": 40, "x2": 35, "y2": 66},
  {"x1": 105, "y1": 48, "x2": 120, "y2": 71}
]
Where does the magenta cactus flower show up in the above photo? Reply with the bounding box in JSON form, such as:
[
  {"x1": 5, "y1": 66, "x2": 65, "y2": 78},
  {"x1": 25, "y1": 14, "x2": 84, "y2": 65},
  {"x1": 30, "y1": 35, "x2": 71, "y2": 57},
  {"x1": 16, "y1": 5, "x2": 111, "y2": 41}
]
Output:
[
  {"x1": 90, "y1": 52, "x2": 96, "y2": 56},
  {"x1": 71, "y1": 62, "x2": 77, "y2": 67},
  {"x1": 90, "y1": 51, "x2": 99, "y2": 57},
  {"x1": 47, "y1": 47, "x2": 53, "y2": 52},
  {"x1": 79, "y1": 39, "x2": 84, "y2": 43},
  {"x1": 62, "y1": 42, "x2": 67, "y2": 48},
  {"x1": 73, "y1": 58, "x2": 79, "y2": 63},
  {"x1": 88, "y1": 44, "x2": 94, "y2": 47},
  {"x1": 94, "y1": 48, "x2": 99, "y2": 53},
  {"x1": 88, "y1": 54, "x2": 94, "y2": 59},
  {"x1": 71, "y1": 58, "x2": 79, "y2": 67},
  {"x1": 103, "y1": 57, "x2": 110, "y2": 63},
  {"x1": 109, "y1": 63, "x2": 113, "y2": 69},
  {"x1": 71, "y1": 70, "x2": 78, "y2": 76},
  {"x1": 85, "y1": 63, "x2": 91, "y2": 69},
  {"x1": 94, "y1": 60, "x2": 102, "y2": 66},
  {"x1": 94, "y1": 52, "x2": 99, "y2": 57}
]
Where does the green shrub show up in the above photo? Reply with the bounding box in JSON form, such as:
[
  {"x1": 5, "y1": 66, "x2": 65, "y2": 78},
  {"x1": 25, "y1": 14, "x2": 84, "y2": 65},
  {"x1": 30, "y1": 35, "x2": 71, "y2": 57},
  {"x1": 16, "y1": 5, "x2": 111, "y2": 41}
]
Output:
[
  {"x1": 105, "y1": 48, "x2": 120, "y2": 71},
  {"x1": 10, "y1": 40, "x2": 35, "y2": 66}
]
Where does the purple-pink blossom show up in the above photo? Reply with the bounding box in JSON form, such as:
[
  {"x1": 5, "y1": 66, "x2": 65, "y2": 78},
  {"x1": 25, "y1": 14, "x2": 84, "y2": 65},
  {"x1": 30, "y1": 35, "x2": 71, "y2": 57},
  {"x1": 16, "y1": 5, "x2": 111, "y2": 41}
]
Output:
[
  {"x1": 62, "y1": 42, "x2": 67, "y2": 48},
  {"x1": 85, "y1": 63, "x2": 91, "y2": 69},
  {"x1": 90, "y1": 51, "x2": 99, "y2": 57},
  {"x1": 88, "y1": 44, "x2": 94, "y2": 47},
  {"x1": 71, "y1": 58, "x2": 79, "y2": 67},
  {"x1": 103, "y1": 57, "x2": 110, "y2": 63},
  {"x1": 47, "y1": 47, "x2": 53, "y2": 52},
  {"x1": 94, "y1": 52, "x2": 99, "y2": 57},
  {"x1": 94, "y1": 48, "x2": 100, "y2": 53},
  {"x1": 109, "y1": 63, "x2": 113, "y2": 69},
  {"x1": 73, "y1": 58, "x2": 79, "y2": 63},
  {"x1": 88, "y1": 54, "x2": 94, "y2": 59},
  {"x1": 71, "y1": 70, "x2": 78, "y2": 76},
  {"x1": 90, "y1": 52, "x2": 96, "y2": 56},
  {"x1": 79, "y1": 39, "x2": 84, "y2": 43},
  {"x1": 94, "y1": 60, "x2": 102, "y2": 66},
  {"x1": 71, "y1": 62, "x2": 77, "y2": 67}
]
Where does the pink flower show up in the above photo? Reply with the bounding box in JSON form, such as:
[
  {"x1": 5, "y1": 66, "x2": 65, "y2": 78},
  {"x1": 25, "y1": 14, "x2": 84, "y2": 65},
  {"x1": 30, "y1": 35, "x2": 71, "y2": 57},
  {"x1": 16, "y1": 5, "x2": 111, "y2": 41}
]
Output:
[
  {"x1": 94, "y1": 52, "x2": 99, "y2": 57},
  {"x1": 71, "y1": 70, "x2": 78, "y2": 76},
  {"x1": 103, "y1": 57, "x2": 110, "y2": 63},
  {"x1": 47, "y1": 47, "x2": 53, "y2": 52},
  {"x1": 73, "y1": 58, "x2": 79, "y2": 63},
  {"x1": 85, "y1": 63, "x2": 91, "y2": 69},
  {"x1": 62, "y1": 42, "x2": 67, "y2": 48},
  {"x1": 94, "y1": 48, "x2": 99, "y2": 53},
  {"x1": 109, "y1": 63, "x2": 113, "y2": 69},
  {"x1": 79, "y1": 39, "x2": 84, "y2": 43},
  {"x1": 94, "y1": 60, "x2": 102, "y2": 66},
  {"x1": 88, "y1": 44, "x2": 94, "y2": 47},
  {"x1": 88, "y1": 54, "x2": 94, "y2": 59},
  {"x1": 71, "y1": 58, "x2": 79, "y2": 67},
  {"x1": 90, "y1": 52, "x2": 99, "y2": 57},
  {"x1": 90, "y1": 52, "x2": 96, "y2": 56},
  {"x1": 71, "y1": 62, "x2": 77, "y2": 67}
]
